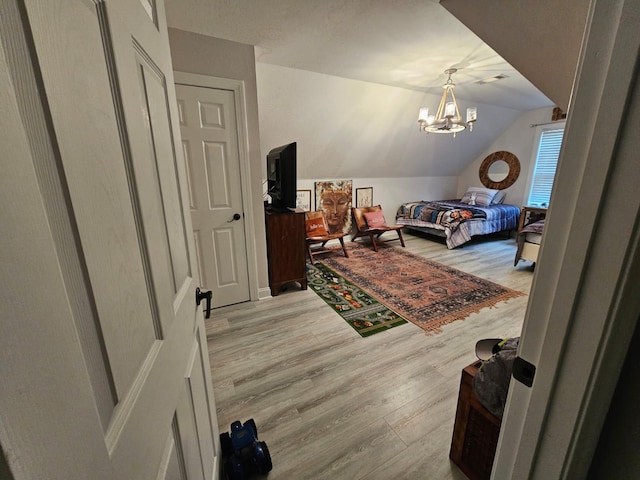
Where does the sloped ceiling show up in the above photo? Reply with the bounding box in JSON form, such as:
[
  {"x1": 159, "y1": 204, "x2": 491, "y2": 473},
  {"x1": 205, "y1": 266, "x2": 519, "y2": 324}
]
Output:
[
  {"x1": 164, "y1": 0, "x2": 552, "y2": 111},
  {"x1": 441, "y1": 0, "x2": 590, "y2": 112},
  {"x1": 164, "y1": 0, "x2": 584, "y2": 178}
]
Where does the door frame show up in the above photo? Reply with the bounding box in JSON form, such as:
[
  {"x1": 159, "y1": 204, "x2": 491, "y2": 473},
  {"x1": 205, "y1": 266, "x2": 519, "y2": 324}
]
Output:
[
  {"x1": 493, "y1": 0, "x2": 640, "y2": 477},
  {"x1": 173, "y1": 72, "x2": 259, "y2": 303}
]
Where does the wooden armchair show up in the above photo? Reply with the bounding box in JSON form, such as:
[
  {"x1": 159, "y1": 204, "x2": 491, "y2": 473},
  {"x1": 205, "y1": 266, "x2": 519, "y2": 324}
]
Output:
[
  {"x1": 350, "y1": 205, "x2": 405, "y2": 252},
  {"x1": 305, "y1": 211, "x2": 349, "y2": 263}
]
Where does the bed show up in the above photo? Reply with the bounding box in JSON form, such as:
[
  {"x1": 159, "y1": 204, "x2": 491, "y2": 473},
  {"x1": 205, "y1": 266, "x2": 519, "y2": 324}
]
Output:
[
  {"x1": 395, "y1": 153, "x2": 523, "y2": 249},
  {"x1": 395, "y1": 199, "x2": 520, "y2": 249}
]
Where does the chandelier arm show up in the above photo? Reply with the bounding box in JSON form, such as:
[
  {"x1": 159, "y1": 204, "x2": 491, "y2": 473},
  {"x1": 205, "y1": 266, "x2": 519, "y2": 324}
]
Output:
[{"x1": 434, "y1": 88, "x2": 449, "y2": 124}]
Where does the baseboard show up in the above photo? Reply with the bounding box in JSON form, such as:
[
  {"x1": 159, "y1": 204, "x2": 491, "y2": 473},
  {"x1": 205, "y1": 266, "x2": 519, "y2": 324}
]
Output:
[{"x1": 258, "y1": 287, "x2": 272, "y2": 300}]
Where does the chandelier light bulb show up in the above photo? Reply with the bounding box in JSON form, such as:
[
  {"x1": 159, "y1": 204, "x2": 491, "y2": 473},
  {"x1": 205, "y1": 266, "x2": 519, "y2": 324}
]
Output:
[
  {"x1": 445, "y1": 102, "x2": 456, "y2": 118},
  {"x1": 466, "y1": 107, "x2": 477, "y2": 123},
  {"x1": 418, "y1": 107, "x2": 429, "y2": 123}
]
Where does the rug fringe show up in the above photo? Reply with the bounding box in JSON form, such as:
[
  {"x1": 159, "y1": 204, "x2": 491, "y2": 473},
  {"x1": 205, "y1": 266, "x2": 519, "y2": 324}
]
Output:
[{"x1": 420, "y1": 290, "x2": 526, "y2": 335}]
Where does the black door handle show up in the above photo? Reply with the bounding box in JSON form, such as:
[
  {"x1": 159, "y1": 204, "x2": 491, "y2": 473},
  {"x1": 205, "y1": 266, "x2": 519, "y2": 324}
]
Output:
[
  {"x1": 227, "y1": 213, "x2": 242, "y2": 223},
  {"x1": 195, "y1": 287, "x2": 213, "y2": 319}
]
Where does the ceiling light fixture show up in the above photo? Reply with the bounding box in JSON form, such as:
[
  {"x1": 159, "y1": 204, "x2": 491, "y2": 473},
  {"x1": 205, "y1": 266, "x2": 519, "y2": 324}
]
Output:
[{"x1": 418, "y1": 68, "x2": 477, "y2": 138}]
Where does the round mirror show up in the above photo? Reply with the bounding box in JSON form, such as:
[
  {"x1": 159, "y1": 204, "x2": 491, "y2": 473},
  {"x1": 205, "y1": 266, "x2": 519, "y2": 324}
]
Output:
[
  {"x1": 488, "y1": 160, "x2": 509, "y2": 182},
  {"x1": 479, "y1": 151, "x2": 520, "y2": 190}
]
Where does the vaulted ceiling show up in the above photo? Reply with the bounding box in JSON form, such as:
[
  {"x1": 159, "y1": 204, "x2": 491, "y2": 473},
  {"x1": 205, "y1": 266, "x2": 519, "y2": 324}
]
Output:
[
  {"x1": 441, "y1": 0, "x2": 589, "y2": 113},
  {"x1": 164, "y1": 0, "x2": 589, "y2": 179},
  {"x1": 164, "y1": 0, "x2": 571, "y2": 111}
]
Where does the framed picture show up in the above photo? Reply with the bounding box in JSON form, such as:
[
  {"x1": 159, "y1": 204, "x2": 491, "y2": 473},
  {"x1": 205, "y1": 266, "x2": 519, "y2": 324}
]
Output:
[
  {"x1": 314, "y1": 180, "x2": 353, "y2": 234},
  {"x1": 356, "y1": 187, "x2": 373, "y2": 208},
  {"x1": 296, "y1": 189, "x2": 312, "y2": 211}
]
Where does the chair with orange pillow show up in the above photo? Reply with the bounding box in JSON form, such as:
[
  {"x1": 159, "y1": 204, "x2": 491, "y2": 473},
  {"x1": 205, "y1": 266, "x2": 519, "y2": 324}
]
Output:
[
  {"x1": 350, "y1": 205, "x2": 405, "y2": 252},
  {"x1": 305, "y1": 210, "x2": 349, "y2": 263}
]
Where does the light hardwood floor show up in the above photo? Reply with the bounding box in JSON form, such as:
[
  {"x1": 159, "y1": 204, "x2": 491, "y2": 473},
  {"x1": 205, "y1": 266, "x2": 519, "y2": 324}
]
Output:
[{"x1": 206, "y1": 231, "x2": 535, "y2": 479}]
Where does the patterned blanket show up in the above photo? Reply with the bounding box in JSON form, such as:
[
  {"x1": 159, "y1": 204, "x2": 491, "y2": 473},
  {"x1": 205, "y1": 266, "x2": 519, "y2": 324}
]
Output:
[
  {"x1": 396, "y1": 200, "x2": 520, "y2": 249},
  {"x1": 396, "y1": 200, "x2": 486, "y2": 232}
]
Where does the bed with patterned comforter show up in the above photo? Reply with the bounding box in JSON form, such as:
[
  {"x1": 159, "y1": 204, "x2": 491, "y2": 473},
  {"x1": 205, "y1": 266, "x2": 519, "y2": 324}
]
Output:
[{"x1": 396, "y1": 200, "x2": 520, "y2": 249}]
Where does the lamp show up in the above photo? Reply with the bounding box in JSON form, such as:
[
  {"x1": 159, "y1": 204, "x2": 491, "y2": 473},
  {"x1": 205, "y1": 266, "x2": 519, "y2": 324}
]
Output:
[{"x1": 418, "y1": 68, "x2": 477, "y2": 137}]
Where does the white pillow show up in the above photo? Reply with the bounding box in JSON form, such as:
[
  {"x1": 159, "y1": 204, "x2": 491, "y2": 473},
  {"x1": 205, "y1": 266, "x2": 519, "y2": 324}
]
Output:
[
  {"x1": 461, "y1": 187, "x2": 499, "y2": 206},
  {"x1": 492, "y1": 190, "x2": 507, "y2": 205}
]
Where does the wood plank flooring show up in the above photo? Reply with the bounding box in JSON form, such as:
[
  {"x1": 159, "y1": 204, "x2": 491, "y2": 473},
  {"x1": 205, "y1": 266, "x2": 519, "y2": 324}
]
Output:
[{"x1": 206, "y1": 232, "x2": 535, "y2": 479}]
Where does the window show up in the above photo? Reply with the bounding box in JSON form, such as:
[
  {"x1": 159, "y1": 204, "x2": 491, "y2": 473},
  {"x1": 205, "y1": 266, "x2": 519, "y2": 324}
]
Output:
[{"x1": 527, "y1": 126, "x2": 565, "y2": 207}]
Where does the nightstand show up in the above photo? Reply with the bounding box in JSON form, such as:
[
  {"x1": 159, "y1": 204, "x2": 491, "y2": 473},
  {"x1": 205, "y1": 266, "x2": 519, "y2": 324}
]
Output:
[{"x1": 518, "y1": 206, "x2": 547, "y2": 232}]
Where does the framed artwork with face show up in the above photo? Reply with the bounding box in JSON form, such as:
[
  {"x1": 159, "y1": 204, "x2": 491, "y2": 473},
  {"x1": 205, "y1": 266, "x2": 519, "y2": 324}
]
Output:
[{"x1": 314, "y1": 180, "x2": 353, "y2": 234}]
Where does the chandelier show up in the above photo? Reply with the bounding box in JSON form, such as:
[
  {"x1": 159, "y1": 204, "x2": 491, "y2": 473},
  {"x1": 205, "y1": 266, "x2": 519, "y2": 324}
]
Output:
[{"x1": 418, "y1": 68, "x2": 477, "y2": 137}]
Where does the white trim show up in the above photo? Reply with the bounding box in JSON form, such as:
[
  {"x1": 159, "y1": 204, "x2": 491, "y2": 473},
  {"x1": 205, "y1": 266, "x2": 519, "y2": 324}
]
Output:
[
  {"x1": 523, "y1": 124, "x2": 544, "y2": 205},
  {"x1": 258, "y1": 287, "x2": 273, "y2": 300},
  {"x1": 523, "y1": 121, "x2": 565, "y2": 207},
  {"x1": 173, "y1": 72, "x2": 260, "y2": 302}
]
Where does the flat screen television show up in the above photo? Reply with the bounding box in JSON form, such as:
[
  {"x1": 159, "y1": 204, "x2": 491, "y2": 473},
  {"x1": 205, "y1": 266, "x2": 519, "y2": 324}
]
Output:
[{"x1": 266, "y1": 142, "x2": 297, "y2": 211}]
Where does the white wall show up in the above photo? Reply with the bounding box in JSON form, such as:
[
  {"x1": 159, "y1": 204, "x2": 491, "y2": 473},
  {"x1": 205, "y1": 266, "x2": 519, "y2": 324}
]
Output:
[
  {"x1": 457, "y1": 107, "x2": 555, "y2": 207},
  {"x1": 256, "y1": 63, "x2": 522, "y2": 182}
]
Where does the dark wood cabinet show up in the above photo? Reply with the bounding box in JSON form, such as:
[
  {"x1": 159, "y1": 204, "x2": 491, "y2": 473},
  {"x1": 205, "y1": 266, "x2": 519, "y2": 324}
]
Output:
[
  {"x1": 265, "y1": 208, "x2": 307, "y2": 296},
  {"x1": 450, "y1": 361, "x2": 501, "y2": 480}
]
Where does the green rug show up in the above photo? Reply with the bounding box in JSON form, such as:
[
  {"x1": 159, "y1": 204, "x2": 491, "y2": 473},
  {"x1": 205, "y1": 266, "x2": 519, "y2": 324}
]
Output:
[{"x1": 306, "y1": 262, "x2": 408, "y2": 337}]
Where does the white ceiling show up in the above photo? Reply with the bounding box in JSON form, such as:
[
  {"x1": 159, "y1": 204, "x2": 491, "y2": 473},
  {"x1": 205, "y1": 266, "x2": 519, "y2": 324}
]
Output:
[{"x1": 164, "y1": 0, "x2": 553, "y2": 112}]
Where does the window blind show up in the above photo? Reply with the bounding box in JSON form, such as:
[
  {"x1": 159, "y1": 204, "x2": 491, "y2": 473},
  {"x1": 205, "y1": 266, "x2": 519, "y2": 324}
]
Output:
[{"x1": 527, "y1": 128, "x2": 565, "y2": 207}]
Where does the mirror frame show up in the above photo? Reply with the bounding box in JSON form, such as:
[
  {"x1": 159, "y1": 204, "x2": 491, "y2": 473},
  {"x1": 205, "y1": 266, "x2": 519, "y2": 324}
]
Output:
[{"x1": 479, "y1": 151, "x2": 521, "y2": 190}]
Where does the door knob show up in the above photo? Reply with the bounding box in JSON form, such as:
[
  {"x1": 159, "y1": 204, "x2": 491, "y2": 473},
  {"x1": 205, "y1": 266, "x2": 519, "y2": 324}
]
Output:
[
  {"x1": 227, "y1": 213, "x2": 242, "y2": 222},
  {"x1": 195, "y1": 287, "x2": 212, "y2": 319}
]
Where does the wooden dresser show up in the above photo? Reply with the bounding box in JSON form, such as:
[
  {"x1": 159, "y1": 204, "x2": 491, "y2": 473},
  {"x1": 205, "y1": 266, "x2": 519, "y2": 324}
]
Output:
[{"x1": 264, "y1": 207, "x2": 307, "y2": 296}]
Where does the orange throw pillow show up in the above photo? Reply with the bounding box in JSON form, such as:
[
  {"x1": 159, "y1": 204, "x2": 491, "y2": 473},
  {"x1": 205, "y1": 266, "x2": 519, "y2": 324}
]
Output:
[
  {"x1": 306, "y1": 218, "x2": 328, "y2": 237},
  {"x1": 364, "y1": 210, "x2": 386, "y2": 227}
]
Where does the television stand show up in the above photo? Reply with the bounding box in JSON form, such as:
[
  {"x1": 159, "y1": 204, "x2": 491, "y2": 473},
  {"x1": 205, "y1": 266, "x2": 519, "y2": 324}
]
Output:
[
  {"x1": 265, "y1": 207, "x2": 307, "y2": 296},
  {"x1": 266, "y1": 205, "x2": 298, "y2": 214}
]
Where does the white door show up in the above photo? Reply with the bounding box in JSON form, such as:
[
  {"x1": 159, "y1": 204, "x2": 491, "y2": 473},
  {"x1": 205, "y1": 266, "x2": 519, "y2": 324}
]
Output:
[
  {"x1": 0, "y1": 1, "x2": 218, "y2": 479},
  {"x1": 175, "y1": 84, "x2": 251, "y2": 308}
]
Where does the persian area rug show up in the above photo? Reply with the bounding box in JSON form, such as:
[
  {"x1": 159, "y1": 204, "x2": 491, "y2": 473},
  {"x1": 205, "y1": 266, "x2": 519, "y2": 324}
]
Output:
[
  {"x1": 320, "y1": 243, "x2": 526, "y2": 335},
  {"x1": 306, "y1": 262, "x2": 408, "y2": 337}
]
